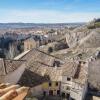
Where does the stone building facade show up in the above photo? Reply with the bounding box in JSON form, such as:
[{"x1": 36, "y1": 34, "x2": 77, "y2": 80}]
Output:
[
  {"x1": 24, "y1": 37, "x2": 39, "y2": 51},
  {"x1": 42, "y1": 81, "x2": 61, "y2": 96},
  {"x1": 61, "y1": 61, "x2": 88, "y2": 100}
]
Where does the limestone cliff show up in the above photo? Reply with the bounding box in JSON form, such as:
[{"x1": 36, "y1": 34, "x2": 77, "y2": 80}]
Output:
[
  {"x1": 66, "y1": 25, "x2": 100, "y2": 49},
  {"x1": 66, "y1": 26, "x2": 91, "y2": 48}
]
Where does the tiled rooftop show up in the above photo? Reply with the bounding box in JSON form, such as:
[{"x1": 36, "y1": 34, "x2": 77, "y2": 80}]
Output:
[
  {"x1": 0, "y1": 47, "x2": 88, "y2": 87},
  {"x1": 18, "y1": 69, "x2": 50, "y2": 87},
  {"x1": 0, "y1": 59, "x2": 24, "y2": 76},
  {"x1": 0, "y1": 83, "x2": 29, "y2": 100},
  {"x1": 73, "y1": 61, "x2": 88, "y2": 85},
  {"x1": 62, "y1": 62, "x2": 78, "y2": 77}
]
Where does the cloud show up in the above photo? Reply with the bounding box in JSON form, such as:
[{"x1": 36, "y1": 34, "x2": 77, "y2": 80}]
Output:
[{"x1": 0, "y1": 9, "x2": 100, "y2": 23}]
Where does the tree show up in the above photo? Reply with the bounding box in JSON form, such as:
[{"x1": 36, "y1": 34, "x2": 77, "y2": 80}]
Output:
[
  {"x1": 6, "y1": 43, "x2": 17, "y2": 59},
  {"x1": 48, "y1": 47, "x2": 53, "y2": 53}
]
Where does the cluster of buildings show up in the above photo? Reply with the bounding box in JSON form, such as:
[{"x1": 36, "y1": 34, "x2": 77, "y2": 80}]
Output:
[
  {"x1": 23, "y1": 30, "x2": 61, "y2": 51},
  {"x1": 0, "y1": 46, "x2": 89, "y2": 100},
  {"x1": 0, "y1": 28, "x2": 100, "y2": 100}
]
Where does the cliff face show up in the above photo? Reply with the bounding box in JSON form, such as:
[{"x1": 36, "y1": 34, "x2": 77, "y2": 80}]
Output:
[
  {"x1": 78, "y1": 29, "x2": 100, "y2": 48},
  {"x1": 66, "y1": 26, "x2": 91, "y2": 48},
  {"x1": 65, "y1": 23, "x2": 100, "y2": 90},
  {"x1": 66, "y1": 26, "x2": 100, "y2": 48}
]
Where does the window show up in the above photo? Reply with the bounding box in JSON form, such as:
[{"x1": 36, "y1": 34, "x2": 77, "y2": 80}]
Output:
[
  {"x1": 67, "y1": 77, "x2": 71, "y2": 81},
  {"x1": 10, "y1": 60, "x2": 12, "y2": 63},
  {"x1": 66, "y1": 93, "x2": 70, "y2": 98},
  {"x1": 53, "y1": 60, "x2": 60, "y2": 67},
  {"x1": 62, "y1": 92, "x2": 65, "y2": 98},
  {"x1": 56, "y1": 82, "x2": 58, "y2": 86},
  {"x1": 43, "y1": 91, "x2": 46, "y2": 96},
  {"x1": 57, "y1": 90, "x2": 60, "y2": 95},
  {"x1": 79, "y1": 61, "x2": 81, "y2": 64},
  {"x1": 49, "y1": 90, "x2": 53, "y2": 95},
  {"x1": 49, "y1": 82, "x2": 52, "y2": 86},
  {"x1": 66, "y1": 86, "x2": 70, "y2": 90},
  {"x1": 83, "y1": 62, "x2": 86, "y2": 64}
]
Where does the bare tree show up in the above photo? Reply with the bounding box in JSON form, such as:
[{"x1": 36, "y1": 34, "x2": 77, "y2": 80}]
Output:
[{"x1": 6, "y1": 43, "x2": 16, "y2": 59}]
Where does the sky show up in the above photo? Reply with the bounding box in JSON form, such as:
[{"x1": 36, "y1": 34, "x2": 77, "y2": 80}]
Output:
[{"x1": 0, "y1": 0, "x2": 100, "y2": 23}]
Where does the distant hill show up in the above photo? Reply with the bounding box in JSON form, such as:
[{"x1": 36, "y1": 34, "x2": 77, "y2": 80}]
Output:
[
  {"x1": 87, "y1": 18, "x2": 100, "y2": 29},
  {"x1": 0, "y1": 23, "x2": 85, "y2": 29}
]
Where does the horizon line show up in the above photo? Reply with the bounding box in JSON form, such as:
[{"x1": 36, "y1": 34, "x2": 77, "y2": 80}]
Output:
[{"x1": 0, "y1": 22, "x2": 87, "y2": 24}]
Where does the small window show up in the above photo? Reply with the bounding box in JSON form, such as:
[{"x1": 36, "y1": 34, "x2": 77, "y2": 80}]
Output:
[
  {"x1": 43, "y1": 91, "x2": 46, "y2": 96},
  {"x1": 56, "y1": 82, "x2": 58, "y2": 86},
  {"x1": 10, "y1": 60, "x2": 12, "y2": 63},
  {"x1": 53, "y1": 60, "x2": 60, "y2": 67},
  {"x1": 83, "y1": 62, "x2": 86, "y2": 64},
  {"x1": 49, "y1": 90, "x2": 53, "y2": 95},
  {"x1": 79, "y1": 61, "x2": 81, "y2": 64},
  {"x1": 67, "y1": 77, "x2": 71, "y2": 81},
  {"x1": 66, "y1": 86, "x2": 70, "y2": 90},
  {"x1": 49, "y1": 82, "x2": 52, "y2": 86},
  {"x1": 62, "y1": 92, "x2": 65, "y2": 98},
  {"x1": 57, "y1": 90, "x2": 60, "y2": 95}
]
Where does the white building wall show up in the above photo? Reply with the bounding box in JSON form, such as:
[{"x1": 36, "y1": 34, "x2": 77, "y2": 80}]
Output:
[
  {"x1": 61, "y1": 76, "x2": 72, "y2": 93},
  {"x1": 30, "y1": 85, "x2": 43, "y2": 96},
  {"x1": 70, "y1": 82, "x2": 88, "y2": 100},
  {"x1": 82, "y1": 82, "x2": 88, "y2": 100}
]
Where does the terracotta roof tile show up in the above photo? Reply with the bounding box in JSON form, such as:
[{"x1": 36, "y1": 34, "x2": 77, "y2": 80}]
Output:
[
  {"x1": 0, "y1": 59, "x2": 24, "y2": 76},
  {"x1": 18, "y1": 69, "x2": 50, "y2": 87},
  {"x1": 0, "y1": 83, "x2": 29, "y2": 100},
  {"x1": 62, "y1": 62, "x2": 78, "y2": 77}
]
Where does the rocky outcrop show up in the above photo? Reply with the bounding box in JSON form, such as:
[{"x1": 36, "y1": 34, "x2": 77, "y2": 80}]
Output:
[
  {"x1": 66, "y1": 26, "x2": 91, "y2": 48},
  {"x1": 66, "y1": 25, "x2": 100, "y2": 49},
  {"x1": 78, "y1": 29, "x2": 100, "y2": 48}
]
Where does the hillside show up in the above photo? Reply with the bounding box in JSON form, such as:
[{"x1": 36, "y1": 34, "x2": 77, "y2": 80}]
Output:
[
  {"x1": 78, "y1": 29, "x2": 100, "y2": 48},
  {"x1": 66, "y1": 26, "x2": 92, "y2": 48}
]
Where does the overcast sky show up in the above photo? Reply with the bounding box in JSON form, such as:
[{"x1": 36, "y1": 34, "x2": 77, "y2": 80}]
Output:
[{"x1": 0, "y1": 0, "x2": 100, "y2": 23}]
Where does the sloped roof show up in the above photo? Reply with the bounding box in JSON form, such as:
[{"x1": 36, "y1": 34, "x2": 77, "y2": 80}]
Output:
[
  {"x1": 4, "y1": 59, "x2": 24, "y2": 74},
  {"x1": 0, "y1": 59, "x2": 5, "y2": 76},
  {"x1": 14, "y1": 50, "x2": 30, "y2": 60},
  {"x1": 19, "y1": 48, "x2": 87, "y2": 83},
  {"x1": 62, "y1": 62, "x2": 78, "y2": 77},
  {"x1": 0, "y1": 59, "x2": 24, "y2": 76},
  {"x1": 18, "y1": 69, "x2": 50, "y2": 87},
  {"x1": 73, "y1": 61, "x2": 88, "y2": 85},
  {"x1": 0, "y1": 46, "x2": 88, "y2": 87}
]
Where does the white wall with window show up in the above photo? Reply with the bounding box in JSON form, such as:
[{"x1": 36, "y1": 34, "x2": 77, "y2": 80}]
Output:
[
  {"x1": 61, "y1": 75, "x2": 73, "y2": 95},
  {"x1": 70, "y1": 82, "x2": 88, "y2": 100}
]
